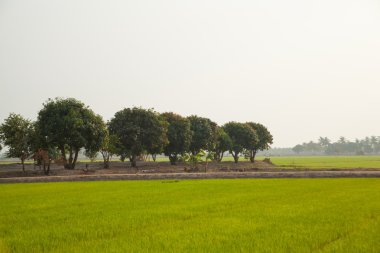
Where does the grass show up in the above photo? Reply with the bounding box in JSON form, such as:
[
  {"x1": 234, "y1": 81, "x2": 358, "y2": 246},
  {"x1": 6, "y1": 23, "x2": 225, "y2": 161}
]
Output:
[
  {"x1": 267, "y1": 156, "x2": 380, "y2": 169},
  {"x1": 2, "y1": 156, "x2": 380, "y2": 169},
  {"x1": 77, "y1": 155, "x2": 380, "y2": 169},
  {"x1": 0, "y1": 179, "x2": 379, "y2": 253}
]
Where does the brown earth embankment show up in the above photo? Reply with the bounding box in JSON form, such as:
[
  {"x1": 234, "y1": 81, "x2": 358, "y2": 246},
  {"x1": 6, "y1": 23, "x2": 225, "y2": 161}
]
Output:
[{"x1": 1, "y1": 170, "x2": 380, "y2": 183}]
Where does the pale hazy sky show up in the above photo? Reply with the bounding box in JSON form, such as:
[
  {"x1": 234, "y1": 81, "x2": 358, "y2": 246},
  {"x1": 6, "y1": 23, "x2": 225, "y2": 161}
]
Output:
[{"x1": 1, "y1": 0, "x2": 380, "y2": 147}]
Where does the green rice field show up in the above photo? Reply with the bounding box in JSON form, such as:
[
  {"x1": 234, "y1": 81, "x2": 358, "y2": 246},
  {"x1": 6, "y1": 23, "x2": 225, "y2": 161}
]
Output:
[
  {"x1": 2, "y1": 156, "x2": 380, "y2": 169},
  {"x1": 267, "y1": 156, "x2": 380, "y2": 169},
  {"x1": 0, "y1": 179, "x2": 379, "y2": 253}
]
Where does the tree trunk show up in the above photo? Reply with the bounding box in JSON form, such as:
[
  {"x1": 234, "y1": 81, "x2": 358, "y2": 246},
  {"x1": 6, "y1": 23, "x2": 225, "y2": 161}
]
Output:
[
  {"x1": 60, "y1": 146, "x2": 70, "y2": 169},
  {"x1": 43, "y1": 160, "x2": 51, "y2": 175},
  {"x1": 232, "y1": 153, "x2": 239, "y2": 163},
  {"x1": 21, "y1": 158, "x2": 25, "y2": 172},
  {"x1": 65, "y1": 149, "x2": 79, "y2": 169},
  {"x1": 72, "y1": 149, "x2": 79, "y2": 169},
  {"x1": 102, "y1": 152, "x2": 110, "y2": 168},
  {"x1": 250, "y1": 151, "x2": 257, "y2": 163},
  {"x1": 213, "y1": 152, "x2": 219, "y2": 162},
  {"x1": 218, "y1": 152, "x2": 224, "y2": 162},
  {"x1": 130, "y1": 154, "x2": 137, "y2": 167},
  {"x1": 68, "y1": 147, "x2": 73, "y2": 166},
  {"x1": 104, "y1": 157, "x2": 110, "y2": 169},
  {"x1": 152, "y1": 154, "x2": 157, "y2": 162},
  {"x1": 120, "y1": 154, "x2": 126, "y2": 162}
]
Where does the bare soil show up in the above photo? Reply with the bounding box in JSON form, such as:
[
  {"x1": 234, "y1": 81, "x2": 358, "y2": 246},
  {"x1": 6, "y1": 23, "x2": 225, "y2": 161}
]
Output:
[{"x1": 1, "y1": 160, "x2": 379, "y2": 183}]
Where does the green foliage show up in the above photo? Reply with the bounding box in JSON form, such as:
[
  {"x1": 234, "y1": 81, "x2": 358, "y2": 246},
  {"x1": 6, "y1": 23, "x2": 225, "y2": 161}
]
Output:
[
  {"x1": 100, "y1": 130, "x2": 119, "y2": 168},
  {"x1": 0, "y1": 179, "x2": 379, "y2": 253},
  {"x1": 270, "y1": 155, "x2": 380, "y2": 169},
  {"x1": 206, "y1": 119, "x2": 218, "y2": 151},
  {"x1": 183, "y1": 149, "x2": 215, "y2": 171},
  {"x1": 37, "y1": 98, "x2": 106, "y2": 169},
  {"x1": 223, "y1": 122, "x2": 257, "y2": 163},
  {"x1": 1, "y1": 97, "x2": 274, "y2": 166},
  {"x1": 292, "y1": 136, "x2": 380, "y2": 155},
  {"x1": 0, "y1": 113, "x2": 34, "y2": 171},
  {"x1": 83, "y1": 114, "x2": 107, "y2": 161},
  {"x1": 161, "y1": 112, "x2": 192, "y2": 165},
  {"x1": 28, "y1": 122, "x2": 61, "y2": 175},
  {"x1": 212, "y1": 127, "x2": 232, "y2": 162},
  {"x1": 109, "y1": 107, "x2": 168, "y2": 167},
  {"x1": 187, "y1": 115, "x2": 213, "y2": 155},
  {"x1": 204, "y1": 150, "x2": 215, "y2": 172},
  {"x1": 245, "y1": 122, "x2": 273, "y2": 162},
  {"x1": 318, "y1": 137, "x2": 331, "y2": 147},
  {"x1": 292, "y1": 144, "x2": 304, "y2": 154},
  {"x1": 183, "y1": 149, "x2": 206, "y2": 170},
  {"x1": 84, "y1": 150, "x2": 98, "y2": 162},
  {"x1": 146, "y1": 114, "x2": 168, "y2": 161}
]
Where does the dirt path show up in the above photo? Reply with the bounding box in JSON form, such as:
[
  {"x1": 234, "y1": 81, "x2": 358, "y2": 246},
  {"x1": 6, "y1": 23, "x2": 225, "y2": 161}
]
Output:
[{"x1": 1, "y1": 170, "x2": 380, "y2": 183}]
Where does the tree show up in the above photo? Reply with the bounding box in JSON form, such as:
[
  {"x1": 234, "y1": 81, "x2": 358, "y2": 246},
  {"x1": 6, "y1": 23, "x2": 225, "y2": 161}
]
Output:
[
  {"x1": 372, "y1": 136, "x2": 380, "y2": 154},
  {"x1": 0, "y1": 113, "x2": 34, "y2": 172},
  {"x1": 206, "y1": 119, "x2": 218, "y2": 151},
  {"x1": 304, "y1": 141, "x2": 321, "y2": 153},
  {"x1": 109, "y1": 107, "x2": 168, "y2": 167},
  {"x1": 318, "y1": 137, "x2": 331, "y2": 147},
  {"x1": 37, "y1": 98, "x2": 106, "y2": 169},
  {"x1": 28, "y1": 122, "x2": 60, "y2": 175},
  {"x1": 292, "y1": 144, "x2": 304, "y2": 154},
  {"x1": 84, "y1": 150, "x2": 98, "y2": 162},
  {"x1": 361, "y1": 137, "x2": 373, "y2": 154},
  {"x1": 100, "y1": 131, "x2": 119, "y2": 168},
  {"x1": 146, "y1": 114, "x2": 168, "y2": 162},
  {"x1": 213, "y1": 127, "x2": 232, "y2": 162},
  {"x1": 338, "y1": 136, "x2": 347, "y2": 144},
  {"x1": 161, "y1": 112, "x2": 192, "y2": 165},
  {"x1": 245, "y1": 122, "x2": 273, "y2": 162},
  {"x1": 33, "y1": 147, "x2": 60, "y2": 175},
  {"x1": 83, "y1": 116, "x2": 108, "y2": 163},
  {"x1": 187, "y1": 116, "x2": 213, "y2": 155},
  {"x1": 223, "y1": 122, "x2": 257, "y2": 163},
  {"x1": 370, "y1": 136, "x2": 378, "y2": 154}
]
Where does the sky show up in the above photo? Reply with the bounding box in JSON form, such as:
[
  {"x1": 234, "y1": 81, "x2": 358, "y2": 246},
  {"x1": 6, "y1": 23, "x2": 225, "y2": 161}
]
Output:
[{"x1": 1, "y1": 0, "x2": 380, "y2": 147}]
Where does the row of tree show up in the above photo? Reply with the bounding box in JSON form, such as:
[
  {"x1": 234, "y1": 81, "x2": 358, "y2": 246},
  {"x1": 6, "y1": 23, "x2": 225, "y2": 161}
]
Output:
[
  {"x1": 0, "y1": 98, "x2": 273, "y2": 172},
  {"x1": 292, "y1": 136, "x2": 380, "y2": 155}
]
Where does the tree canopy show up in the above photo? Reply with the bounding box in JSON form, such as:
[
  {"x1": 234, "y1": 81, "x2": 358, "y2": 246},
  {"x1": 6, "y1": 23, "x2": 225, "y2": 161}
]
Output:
[
  {"x1": 0, "y1": 97, "x2": 274, "y2": 169},
  {"x1": 212, "y1": 127, "x2": 232, "y2": 162},
  {"x1": 293, "y1": 136, "x2": 380, "y2": 155},
  {"x1": 109, "y1": 107, "x2": 168, "y2": 167},
  {"x1": 0, "y1": 113, "x2": 34, "y2": 171},
  {"x1": 245, "y1": 122, "x2": 273, "y2": 162},
  {"x1": 187, "y1": 116, "x2": 213, "y2": 155},
  {"x1": 100, "y1": 130, "x2": 119, "y2": 169},
  {"x1": 37, "y1": 98, "x2": 106, "y2": 169},
  {"x1": 223, "y1": 122, "x2": 257, "y2": 163},
  {"x1": 161, "y1": 112, "x2": 192, "y2": 165}
]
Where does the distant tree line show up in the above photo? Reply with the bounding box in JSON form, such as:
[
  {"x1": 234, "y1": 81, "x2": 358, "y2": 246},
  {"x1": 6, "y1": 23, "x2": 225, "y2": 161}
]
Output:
[
  {"x1": 0, "y1": 98, "x2": 273, "y2": 173},
  {"x1": 293, "y1": 136, "x2": 380, "y2": 155}
]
